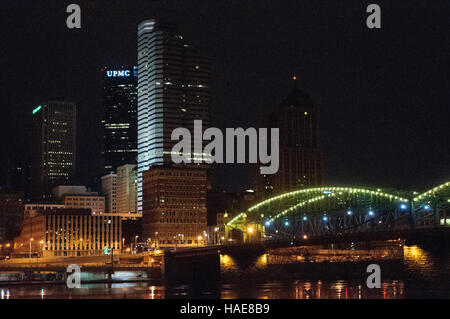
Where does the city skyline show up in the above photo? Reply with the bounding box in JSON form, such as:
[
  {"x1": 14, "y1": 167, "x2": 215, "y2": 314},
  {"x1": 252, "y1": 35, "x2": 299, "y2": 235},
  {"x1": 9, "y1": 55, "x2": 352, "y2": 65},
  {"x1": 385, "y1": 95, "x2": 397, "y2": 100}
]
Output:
[
  {"x1": 0, "y1": 1, "x2": 448, "y2": 193},
  {"x1": 0, "y1": 0, "x2": 448, "y2": 302}
]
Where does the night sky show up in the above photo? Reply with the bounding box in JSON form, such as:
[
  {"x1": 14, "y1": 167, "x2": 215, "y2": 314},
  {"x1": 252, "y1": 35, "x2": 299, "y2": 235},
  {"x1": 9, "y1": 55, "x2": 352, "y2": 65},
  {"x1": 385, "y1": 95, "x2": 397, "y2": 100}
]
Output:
[{"x1": 0, "y1": 0, "x2": 448, "y2": 193}]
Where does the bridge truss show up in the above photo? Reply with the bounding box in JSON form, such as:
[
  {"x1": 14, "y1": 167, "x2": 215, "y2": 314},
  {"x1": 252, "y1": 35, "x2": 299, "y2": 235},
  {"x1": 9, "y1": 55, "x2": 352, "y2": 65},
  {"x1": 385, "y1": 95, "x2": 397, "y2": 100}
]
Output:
[{"x1": 227, "y1": 182, "x2": 450, "y2": 240}]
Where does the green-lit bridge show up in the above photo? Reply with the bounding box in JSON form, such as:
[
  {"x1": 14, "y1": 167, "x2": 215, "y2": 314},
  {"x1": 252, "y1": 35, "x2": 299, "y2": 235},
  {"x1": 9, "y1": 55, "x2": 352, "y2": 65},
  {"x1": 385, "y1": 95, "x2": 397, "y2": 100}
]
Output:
[{"x1": 226, "y1": 180, "x2": 450, "y2": 242}]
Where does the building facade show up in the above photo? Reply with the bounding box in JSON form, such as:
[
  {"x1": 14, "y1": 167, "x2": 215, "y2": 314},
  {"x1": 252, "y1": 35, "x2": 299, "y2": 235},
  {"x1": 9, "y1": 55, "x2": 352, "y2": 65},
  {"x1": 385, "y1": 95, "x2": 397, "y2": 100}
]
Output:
[
  {"x1": 14, "y1": 208, "x2": 121, "y2": 257},
  {"x1": 117, "y1": 164, "x2": 138, "y2": 215},
  {"x1": 101, "y1": 172, "x2": 117, "y2": 214},
  {"x1": 206, "y1": 212, "x2": 226, "y2": 245},
  {"x1": 31, "y1": 101, "x2": 77, "y2": 201},
  {"x1": 52, "y1": 185, "x2": 97, "y2": 201},
  {"x1": 137, "y1": 19, "x2": 211, "y2": 212},
  {"x1": 142, "y1": 166, "x2": 207, "y2": 248},
  {"x1": 255, "y1": 84, "x2": 322, "y2": 200},
  {"x1": 63, "y1": 195, "x2": 105, "y2": 214},
  {"x1": 0, "y1": 191, "x2": 24, "y2": 243},
  {"x1": 25, "y1": 203, "x2": 65, "y2": 213},
  {"x1": 101, "y1": 66, "x2": 138, "y2": 172}
]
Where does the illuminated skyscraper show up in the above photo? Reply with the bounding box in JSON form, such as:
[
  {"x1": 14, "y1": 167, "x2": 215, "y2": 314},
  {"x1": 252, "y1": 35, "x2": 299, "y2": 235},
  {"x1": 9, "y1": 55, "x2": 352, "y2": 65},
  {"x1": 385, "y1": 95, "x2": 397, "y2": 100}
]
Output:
[
  {"x1": 137, "y1": 19, "x2": 210, "y2": 212},
  {"x1": 31, "y1": 101, "x2": 76, "y2": 200},
  {"x1": 255, "y1": 81, "x2": 322, "y2": 200},
  {"x1": 101, "y1": 66, "x2": 138, "y2": 171}
]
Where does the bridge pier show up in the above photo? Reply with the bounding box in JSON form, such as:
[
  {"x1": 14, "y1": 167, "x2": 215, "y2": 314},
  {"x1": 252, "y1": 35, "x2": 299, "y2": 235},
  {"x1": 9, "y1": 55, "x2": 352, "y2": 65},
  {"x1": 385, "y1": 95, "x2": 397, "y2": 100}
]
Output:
[{"x1": 163, "y1": 250, "x2": 220, "y2": 284}]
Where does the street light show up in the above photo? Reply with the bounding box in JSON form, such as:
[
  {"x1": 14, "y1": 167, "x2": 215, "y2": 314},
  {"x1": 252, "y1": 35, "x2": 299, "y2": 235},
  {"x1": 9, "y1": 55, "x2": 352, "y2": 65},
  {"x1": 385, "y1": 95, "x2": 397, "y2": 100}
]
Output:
[
  {"x1": 135, "y1": 235, "x2": 139, "y2": 253},
  {"x1": 247, "y1": 226, "x2": 254, "y2": 243},
  {"x1": 29, "y1": 238, "x2": 34, "y2": 259},
  {"x1": 38, "y1": 240, "x2": 44, "y2": 259}
]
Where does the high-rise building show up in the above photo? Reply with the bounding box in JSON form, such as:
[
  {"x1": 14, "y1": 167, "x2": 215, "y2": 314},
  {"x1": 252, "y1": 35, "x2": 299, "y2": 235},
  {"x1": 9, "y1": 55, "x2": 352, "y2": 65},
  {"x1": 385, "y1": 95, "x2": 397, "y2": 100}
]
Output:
[
  {"x1": 137, "y1": 19, "x2": 211, "y2": 212},
  {"x1": 117, "y1": 164, "x2": 137, "y2": 215},
  {"x1": 101, "y1": 66, "x2": 138, "y2": 172},
  {"x1": 31, "y1": 101, "x2": 76, "y2": 201},
  {"x1": 142, "y1": 165, "x2": 208, "y2": 248},
  {"x1": 101, "y1": 172, "x2": 117, "y2": 213},
  {"x1": 255, "y1": 81, "x2": 322, "y2": 200}
]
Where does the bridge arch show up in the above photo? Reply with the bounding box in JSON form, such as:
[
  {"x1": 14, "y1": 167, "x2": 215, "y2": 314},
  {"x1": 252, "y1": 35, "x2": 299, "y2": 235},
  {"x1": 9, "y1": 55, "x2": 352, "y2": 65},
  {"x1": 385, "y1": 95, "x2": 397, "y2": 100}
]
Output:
[
  {"x1": 412, "y1": 181, "x2": 450, "y2": 227},
  {"x1": 227, "y1": 186, "x2": 412, "y2": 239},
  {"x1": 414, "y1": 181, "x2": 450, "y2": 202},
  {"x1": 228, "y1": 186, "x2": 410, "y2": 226}
]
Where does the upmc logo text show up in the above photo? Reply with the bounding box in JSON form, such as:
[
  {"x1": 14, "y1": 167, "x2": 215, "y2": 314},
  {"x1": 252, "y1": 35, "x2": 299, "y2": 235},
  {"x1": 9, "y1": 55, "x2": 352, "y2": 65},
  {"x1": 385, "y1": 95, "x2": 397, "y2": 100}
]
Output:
[{"x1": 106, "y1": 70, "x2": 131, "y2": 77}]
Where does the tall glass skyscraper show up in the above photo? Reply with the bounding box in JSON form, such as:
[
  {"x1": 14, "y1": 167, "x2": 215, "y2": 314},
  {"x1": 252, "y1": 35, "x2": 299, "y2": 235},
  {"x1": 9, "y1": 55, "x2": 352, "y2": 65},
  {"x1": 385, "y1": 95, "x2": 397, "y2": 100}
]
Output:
[
  {"x1": 31, "y1": 101, "x2": 77, "y2": 200},
  {"x1": 137, "y1": 19, "x2": 210, "y2": 212},
  {"x1": 102, "y1": 66, "x2": 138, "y2": 172}
]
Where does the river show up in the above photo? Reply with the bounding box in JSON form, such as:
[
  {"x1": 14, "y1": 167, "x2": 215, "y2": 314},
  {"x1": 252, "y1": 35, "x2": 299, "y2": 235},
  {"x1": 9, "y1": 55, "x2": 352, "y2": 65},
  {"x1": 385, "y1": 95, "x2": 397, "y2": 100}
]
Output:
[{"x1": 1, "y1": 245, "x2": 449, "y2": 299}]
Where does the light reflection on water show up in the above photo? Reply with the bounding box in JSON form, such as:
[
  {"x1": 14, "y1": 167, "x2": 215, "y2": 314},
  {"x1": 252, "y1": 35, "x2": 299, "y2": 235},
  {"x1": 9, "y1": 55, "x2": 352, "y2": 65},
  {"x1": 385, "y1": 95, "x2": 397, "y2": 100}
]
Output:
[
  {"x1": 221, "y1": 280, "x2": 405, "y2": 299},
  {"x1": 0, "y1": 280, "x2": 407, "y2": 299},
  {"x1": 0, "y1": 245, "x2": 449, "y2": 299}
]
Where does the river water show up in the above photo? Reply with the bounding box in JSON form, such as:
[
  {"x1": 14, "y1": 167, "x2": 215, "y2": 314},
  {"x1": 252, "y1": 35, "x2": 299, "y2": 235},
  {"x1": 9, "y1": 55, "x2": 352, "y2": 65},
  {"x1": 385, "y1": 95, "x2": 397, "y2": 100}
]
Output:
[{"x1": 1, "y1": 245, "x2": 449, "y2": 299}]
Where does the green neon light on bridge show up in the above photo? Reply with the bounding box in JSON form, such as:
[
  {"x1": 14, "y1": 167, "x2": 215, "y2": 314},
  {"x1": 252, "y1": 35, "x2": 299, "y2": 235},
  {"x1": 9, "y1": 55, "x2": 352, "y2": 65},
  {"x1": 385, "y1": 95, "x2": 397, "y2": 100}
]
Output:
[{"x1": 32, "y1": 105, "x2": 42, "y2": 115}]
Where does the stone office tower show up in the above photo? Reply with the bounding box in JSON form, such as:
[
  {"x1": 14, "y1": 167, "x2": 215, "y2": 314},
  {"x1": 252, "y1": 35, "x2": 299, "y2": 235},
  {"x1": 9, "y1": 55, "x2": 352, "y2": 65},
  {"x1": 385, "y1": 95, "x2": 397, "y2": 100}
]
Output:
[{"x1": 255, "y1": 80, "x2": 323, "y2": 200}]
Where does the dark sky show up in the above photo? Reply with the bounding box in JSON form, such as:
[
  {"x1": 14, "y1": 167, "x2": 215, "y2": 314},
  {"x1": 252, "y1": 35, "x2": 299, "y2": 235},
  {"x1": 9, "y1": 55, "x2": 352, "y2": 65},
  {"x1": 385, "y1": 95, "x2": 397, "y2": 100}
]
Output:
[{"x1": 0, "y1": 0, "x2": 448, "y2": 192}]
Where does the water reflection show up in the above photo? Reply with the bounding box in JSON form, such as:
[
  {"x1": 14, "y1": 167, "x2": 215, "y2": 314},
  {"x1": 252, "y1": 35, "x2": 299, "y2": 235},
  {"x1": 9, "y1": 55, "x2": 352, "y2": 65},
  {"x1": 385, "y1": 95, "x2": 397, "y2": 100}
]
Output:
[
  {"x1": 221, "y1": 280, "x2": 404, "y2": 299},
  {"x1": 0, "y1": 280, "x2": 407, "y2": 299},
  {"x1": 0, "y1": 245, "x2": 449, "y2": 299}
]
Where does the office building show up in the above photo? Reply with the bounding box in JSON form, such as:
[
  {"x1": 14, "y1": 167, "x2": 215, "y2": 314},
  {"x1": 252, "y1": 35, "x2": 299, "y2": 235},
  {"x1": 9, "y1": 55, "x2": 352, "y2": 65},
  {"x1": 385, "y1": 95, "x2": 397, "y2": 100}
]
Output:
[
  {"x1": 137, "y1": 19, "x2": 211, "y2": 212},
  {"x1": 52, "y1": 185, "x2": 97, "y2": 201},
  {"x1": 142, "y1": 165, "x2": 207, "y2": 248},
  {"x1": 101, "y1": 66, "x2": 138, "y2": 171},
  {"x1": 31, "y1": 101, "x2": 76, "y2": 201},
  {"x1": 101, "y1": 172, "x2": 117, "y2": 213},
  {"x1": 25, "y1": 203, "x2": 65, "y2": 213},
  {"x1": 117, "y1": 164, "x2": 137, "y2": 215},
  {"x1": 255, "y1": 81, "x2": 322, "y2": 200},
  {"x1": 63, "y1": 195, "x2": 105, "y2": 214},
  {"x1": 13, "y1": 208, "x2": 121, "y2": 257}
]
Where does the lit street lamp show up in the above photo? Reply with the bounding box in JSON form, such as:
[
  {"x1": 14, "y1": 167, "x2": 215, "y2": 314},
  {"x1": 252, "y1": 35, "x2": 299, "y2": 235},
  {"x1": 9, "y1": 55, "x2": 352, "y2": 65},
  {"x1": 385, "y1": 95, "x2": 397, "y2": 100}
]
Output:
[
  {"x1": 29, "y1": 238, "x2": 34, "y2": 259},
  {"x1": 134, "y1": 235, "x2": 139, "y2": 253}
]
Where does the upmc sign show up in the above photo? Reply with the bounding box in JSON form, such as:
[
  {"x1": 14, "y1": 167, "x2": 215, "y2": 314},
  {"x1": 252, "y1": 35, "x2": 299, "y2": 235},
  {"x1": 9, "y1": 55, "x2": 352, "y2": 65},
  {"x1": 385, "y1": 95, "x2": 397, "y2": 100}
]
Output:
[{"x1": 106, "y1": 70, "x2": 131, "y2": 77}]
